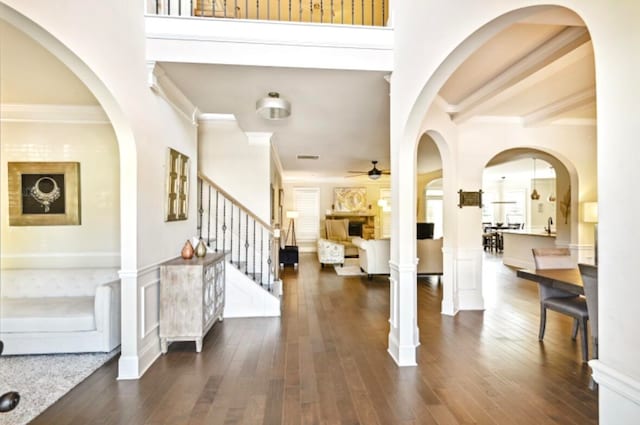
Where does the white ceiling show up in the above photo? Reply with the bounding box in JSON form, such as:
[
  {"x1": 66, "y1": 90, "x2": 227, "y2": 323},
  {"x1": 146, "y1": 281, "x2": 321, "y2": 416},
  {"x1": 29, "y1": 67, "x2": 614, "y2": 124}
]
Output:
[{"x1": 2, "y1": 7, "x2": 595, "y2": 181}]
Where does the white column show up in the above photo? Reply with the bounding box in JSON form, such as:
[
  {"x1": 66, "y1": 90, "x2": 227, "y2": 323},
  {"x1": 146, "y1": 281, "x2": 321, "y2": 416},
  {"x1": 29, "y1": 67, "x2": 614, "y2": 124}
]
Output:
[{"x1": 387, "y1": 138, "x2": 418, "y2": 366}]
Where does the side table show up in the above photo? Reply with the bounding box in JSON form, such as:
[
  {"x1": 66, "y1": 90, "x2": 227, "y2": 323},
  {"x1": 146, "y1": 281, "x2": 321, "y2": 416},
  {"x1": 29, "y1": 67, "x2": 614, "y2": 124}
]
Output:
[{"x1": 279, "y1": 245, "x2": 299, "y2": 268}]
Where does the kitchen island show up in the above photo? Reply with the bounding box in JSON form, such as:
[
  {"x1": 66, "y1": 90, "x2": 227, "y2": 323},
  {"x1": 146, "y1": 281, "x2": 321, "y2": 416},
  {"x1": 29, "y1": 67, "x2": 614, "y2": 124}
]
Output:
[{"x1": 501, "y1": 229, "x2": 556, "y2": 269}]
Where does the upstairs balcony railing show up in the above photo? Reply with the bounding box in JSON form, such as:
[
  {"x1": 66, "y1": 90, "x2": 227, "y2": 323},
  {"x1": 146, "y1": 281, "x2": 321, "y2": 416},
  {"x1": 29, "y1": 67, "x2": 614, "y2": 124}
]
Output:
[{"x1": 148, "y1": 0, "x2": 389, "y2": 26}]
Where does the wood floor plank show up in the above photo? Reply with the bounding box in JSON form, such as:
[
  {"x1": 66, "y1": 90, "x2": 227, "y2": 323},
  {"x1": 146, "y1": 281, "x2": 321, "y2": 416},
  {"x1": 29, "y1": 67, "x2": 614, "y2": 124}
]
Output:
[{"x1": 29, "y1": 253, "x2": 597, "y2": 424}]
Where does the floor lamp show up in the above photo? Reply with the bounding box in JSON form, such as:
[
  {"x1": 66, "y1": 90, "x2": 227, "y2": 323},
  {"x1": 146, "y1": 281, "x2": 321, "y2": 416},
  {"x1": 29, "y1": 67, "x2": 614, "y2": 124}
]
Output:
[
  {"x1": 0, "y1": 341, "x2": 20, "y2": 413},
  {"x1": 285, "y1": 210, "x2": 298, "y2": 246},
  {"x1": 583, "y1": 202, "x2": 598, "y2": 265}
]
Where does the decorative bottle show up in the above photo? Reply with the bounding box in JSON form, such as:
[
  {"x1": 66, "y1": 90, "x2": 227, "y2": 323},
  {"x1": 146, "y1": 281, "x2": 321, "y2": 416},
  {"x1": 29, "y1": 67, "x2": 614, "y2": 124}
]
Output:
[
  {"x1": 181, "y1": 240, "x2": 194, "y2": 259},
  {"x1": 195, "y1": 238, "x2": 207, "y2": 258}
]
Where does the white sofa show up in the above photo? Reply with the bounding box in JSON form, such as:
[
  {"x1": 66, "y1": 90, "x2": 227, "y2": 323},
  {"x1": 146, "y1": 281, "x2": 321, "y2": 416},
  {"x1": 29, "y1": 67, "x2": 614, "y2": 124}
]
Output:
[
  {"x1": 353, "y1": 237, "x2": 390, "y2": 279},
  {"x1": 0, "y1": 268, "x2": 121, "y2": 355}
]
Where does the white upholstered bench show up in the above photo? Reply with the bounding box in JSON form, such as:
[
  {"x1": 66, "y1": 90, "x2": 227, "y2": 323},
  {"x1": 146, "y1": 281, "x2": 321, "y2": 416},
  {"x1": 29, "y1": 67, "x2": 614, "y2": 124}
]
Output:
[{"x1": 0, "y1": 268, "x2": 121, "y2": 355}]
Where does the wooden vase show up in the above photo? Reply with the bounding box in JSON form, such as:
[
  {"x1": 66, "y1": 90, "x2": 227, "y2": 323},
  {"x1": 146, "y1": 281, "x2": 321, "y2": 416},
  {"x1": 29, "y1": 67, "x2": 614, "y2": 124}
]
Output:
[{"x1": 181, "y1": 240, "x2": 194, "y2": 259}]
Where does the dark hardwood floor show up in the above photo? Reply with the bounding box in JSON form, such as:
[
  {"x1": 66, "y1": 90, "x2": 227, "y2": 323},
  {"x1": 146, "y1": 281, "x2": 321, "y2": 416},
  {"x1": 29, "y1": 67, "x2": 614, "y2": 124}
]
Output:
[{"x1": 30, "y1": 253, "x2": 598, "y2": 424}]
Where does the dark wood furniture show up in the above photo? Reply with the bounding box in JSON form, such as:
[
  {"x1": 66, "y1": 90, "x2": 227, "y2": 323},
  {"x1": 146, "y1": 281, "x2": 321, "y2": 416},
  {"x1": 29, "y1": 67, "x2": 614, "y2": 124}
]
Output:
[
  {"x1": 279, "y1": 245, "x2": 299, "y2": 268},
  {"x1": 516, "y1": 267, "x2": 584, "y2": 295}
]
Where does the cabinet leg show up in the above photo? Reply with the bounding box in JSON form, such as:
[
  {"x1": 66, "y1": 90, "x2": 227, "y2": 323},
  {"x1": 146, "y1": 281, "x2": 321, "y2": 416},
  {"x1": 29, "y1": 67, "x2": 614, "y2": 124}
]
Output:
[
  {"x1": 160, "y1": 338, "x2": 168, "y2": 354},
  {"x1": 195, "y1": 338, "x2": 203, "y2": 353}
]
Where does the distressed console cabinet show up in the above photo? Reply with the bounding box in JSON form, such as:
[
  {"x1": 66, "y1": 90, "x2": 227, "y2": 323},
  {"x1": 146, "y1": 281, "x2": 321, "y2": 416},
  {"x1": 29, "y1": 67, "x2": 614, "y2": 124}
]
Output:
[{"x1": 159, "y1": 252, "x2": 225, "y2": 353}]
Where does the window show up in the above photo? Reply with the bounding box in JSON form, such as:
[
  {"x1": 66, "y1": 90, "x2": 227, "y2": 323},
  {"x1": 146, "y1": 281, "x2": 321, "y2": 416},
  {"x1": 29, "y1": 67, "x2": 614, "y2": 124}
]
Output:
[
  {"x1": 426, "y1": 188, "x2": 443, "y2": 239},
  {"x1": 379, "y1": 188, "x2": 391, "y2": 238},
  {"x1": 292, "y1": 187, "x2": 320, "y2": 242}
]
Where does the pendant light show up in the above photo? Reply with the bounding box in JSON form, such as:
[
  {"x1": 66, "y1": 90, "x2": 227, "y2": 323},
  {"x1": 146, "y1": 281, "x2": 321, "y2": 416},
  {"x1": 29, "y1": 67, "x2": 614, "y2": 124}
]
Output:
[{"x1": 530, "y1": 158, "x2": 540, "y2": 200}]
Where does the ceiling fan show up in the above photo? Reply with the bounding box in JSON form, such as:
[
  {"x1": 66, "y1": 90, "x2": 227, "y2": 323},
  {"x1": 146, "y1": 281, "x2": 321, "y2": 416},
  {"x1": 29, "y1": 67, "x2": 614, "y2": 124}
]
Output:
[{"x1": 347, "y1": 160, "x2": 390, "y2": 180}]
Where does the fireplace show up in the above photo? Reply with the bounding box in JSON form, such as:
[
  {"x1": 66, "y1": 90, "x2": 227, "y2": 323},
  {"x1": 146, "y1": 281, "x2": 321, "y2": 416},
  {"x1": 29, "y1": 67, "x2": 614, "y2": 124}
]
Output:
[{"x1": 348, "y1": 221, "x2": 363, "y2": 237}]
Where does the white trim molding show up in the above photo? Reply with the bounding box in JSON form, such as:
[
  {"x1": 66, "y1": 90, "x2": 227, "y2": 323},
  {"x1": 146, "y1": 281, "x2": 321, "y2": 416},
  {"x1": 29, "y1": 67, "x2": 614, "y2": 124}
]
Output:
[
  {"x1": 147, "y1": 61, "x2": 199, "y2": 124},
  {"x1": 1, "y1": 103, "x2": 109, "y2": 124},
  {"x1": 590, "y1": 360, "x2": 640, "y2": 406}
]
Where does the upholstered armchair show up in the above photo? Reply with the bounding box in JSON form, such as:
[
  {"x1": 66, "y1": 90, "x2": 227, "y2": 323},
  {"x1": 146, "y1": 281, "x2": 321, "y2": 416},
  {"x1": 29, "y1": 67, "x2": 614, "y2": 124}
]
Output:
[
  {"x1": 353, "y1": 238, "x2": 390, "y2": 279},
  {"x1": 317, "y1": 238, "x2": 345, "y2": 267},
  {"x1": 324, "y1": 219, "x2": 358, "y2": 257}
]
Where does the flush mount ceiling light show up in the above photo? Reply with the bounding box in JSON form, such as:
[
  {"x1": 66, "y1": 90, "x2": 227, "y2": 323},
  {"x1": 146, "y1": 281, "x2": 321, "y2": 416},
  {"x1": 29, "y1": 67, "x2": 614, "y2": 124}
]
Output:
[{"x1": 256, "y1": 92, "x2": 291, "y2": 120}]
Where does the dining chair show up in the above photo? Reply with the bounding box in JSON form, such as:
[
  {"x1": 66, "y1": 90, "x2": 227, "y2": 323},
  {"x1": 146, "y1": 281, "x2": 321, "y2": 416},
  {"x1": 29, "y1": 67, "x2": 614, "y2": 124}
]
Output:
[
  {"x1": 532, "y1": 248, "x2": 590, "y2": 363},
  {"x1": 579, "y1": 263, "x2": 598, "y2": 371}
]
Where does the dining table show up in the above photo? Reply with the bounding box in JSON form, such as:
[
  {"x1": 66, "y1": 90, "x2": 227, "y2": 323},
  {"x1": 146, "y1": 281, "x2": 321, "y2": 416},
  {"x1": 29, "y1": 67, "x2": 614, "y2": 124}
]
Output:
[{"x1": 516, "y1": 267, "x2": 584, "y2": 295}]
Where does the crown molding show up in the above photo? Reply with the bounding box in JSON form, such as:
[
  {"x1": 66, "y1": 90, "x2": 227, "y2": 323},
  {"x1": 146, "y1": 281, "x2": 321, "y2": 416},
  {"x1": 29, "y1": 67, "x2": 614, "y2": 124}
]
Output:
[
  {"x1": 524, "y1": 87, "x2": 595, "y2": 126},
  {"x1": 147, "y1": 61, "x2": 199, "y2": 125},
  {"x1": 451, "y1": 27, "x2": 590, "y2": 123},
  {"x1": 0, "y1": 103, "x2": 109, "y2": 124}
]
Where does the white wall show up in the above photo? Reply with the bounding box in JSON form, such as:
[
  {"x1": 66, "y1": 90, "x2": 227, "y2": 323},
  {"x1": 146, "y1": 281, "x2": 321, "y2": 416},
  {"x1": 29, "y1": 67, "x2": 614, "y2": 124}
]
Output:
[
  {"x1": 393, "y1": 1, "x2": 640, "y2": 421},
  {"x1": 0, "y1": 120, "x2": 120, "y2": 268},
  {"x1": 1, "y1": 1, "x2": 198, "y2": 380},
  {"x1": 198, "y1": 118, "x2": 271, "y2": 224}
]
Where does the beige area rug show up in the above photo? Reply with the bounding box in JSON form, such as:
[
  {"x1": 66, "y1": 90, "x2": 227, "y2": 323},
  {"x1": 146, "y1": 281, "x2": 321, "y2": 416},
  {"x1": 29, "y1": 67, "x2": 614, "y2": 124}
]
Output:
[
  {"x1": 0, "y1": 349, "x2": 119, "y2": 425},
  {"x1": 334, "y1": 258, "x2": 366, "y2": 276}
]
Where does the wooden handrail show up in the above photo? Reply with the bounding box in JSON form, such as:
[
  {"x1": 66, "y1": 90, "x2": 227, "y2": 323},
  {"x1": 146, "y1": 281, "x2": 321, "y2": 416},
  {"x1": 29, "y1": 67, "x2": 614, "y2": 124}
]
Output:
[{"x1": 198, "y1": 172, "x2": 273, "y2": 231}]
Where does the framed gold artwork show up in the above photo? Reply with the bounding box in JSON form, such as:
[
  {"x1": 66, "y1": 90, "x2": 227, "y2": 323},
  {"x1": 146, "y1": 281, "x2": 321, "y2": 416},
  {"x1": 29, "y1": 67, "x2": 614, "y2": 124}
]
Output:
[
  {"x1": 334, "y1": 187, "x2": 367, "y2": 212},
  {"x1": 166, "y1": 148, "x2": 189, "y2": 221},
  {"x1": 8, "y1": 161, "x2": 81, "y2": 226},
  {"x1": 457, "y1": 189, "x2": 483, "y2": 208}
]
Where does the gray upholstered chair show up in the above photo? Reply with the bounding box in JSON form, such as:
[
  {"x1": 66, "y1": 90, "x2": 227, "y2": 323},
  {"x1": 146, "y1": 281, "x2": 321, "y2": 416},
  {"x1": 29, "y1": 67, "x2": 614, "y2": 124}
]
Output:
[
  {"x1": 579, "y1": 263, "x2": 598, "y2": 360},
  {"x1": 532, "y1": 248, "x2": 590, "y2": 363}
]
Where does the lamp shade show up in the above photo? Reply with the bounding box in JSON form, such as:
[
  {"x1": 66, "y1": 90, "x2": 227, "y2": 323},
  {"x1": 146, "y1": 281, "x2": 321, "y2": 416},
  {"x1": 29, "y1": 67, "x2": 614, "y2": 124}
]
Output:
[
  {"x1": 377, "y1": 199, "x2": 388, "y2": 207},
  {"x1": 583, "y1": 202, "x2": 598, "y2": 223},
  {"x1": 286, "y1": 210, "x2": 299, "y2": 219},
  {"x1": 256, "y1": 92, "x2": 291, "y2": 120}
]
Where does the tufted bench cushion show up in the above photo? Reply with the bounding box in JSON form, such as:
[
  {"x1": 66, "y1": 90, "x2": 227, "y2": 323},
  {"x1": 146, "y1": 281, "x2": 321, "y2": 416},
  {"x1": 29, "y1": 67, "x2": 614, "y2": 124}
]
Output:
[{"x1": 1, "y1": 297, "x2": 95, "y2": 333}]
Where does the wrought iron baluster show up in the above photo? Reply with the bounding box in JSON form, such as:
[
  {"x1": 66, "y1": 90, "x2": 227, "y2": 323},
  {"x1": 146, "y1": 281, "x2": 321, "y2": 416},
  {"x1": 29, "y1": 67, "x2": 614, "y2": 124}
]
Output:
[
  {"x1": 197, "y1": 178, "x2": 203, "y2": 239},
  {"x1": 179, "y1": 0, "x2": 182, "y2": 16},
  {"x1": 207, "y1": 186, "x2": 212, "y2": 247},
  {"x1": 222, "y1": 198, "x2": 227, "y2": 256},
  {"x1": 246, "y1": 0, "x2": 248, "y2": 19},
  {"x1": 214, "y1": 190, "x2": 219, "y2": 251},
  {"x1": 229, "y1": 203, "x2": 234, "y2": 263},
  {"x1": 168, "y1": 0, "x2": 171, "y2": 15},
  {"x1": 245, "y1": 214, "x2": 249, "y2": 274},
  {"x1": 267, "y1": 234, "x2": 272, "y2": 291},
  {"x1": 351, "y1": 0, "x2": 354, "y2": 24},
  {"x1": 361, "y1": 0, "x2": 364, "y2": 25},
  {"x1": 320, "y1": 0, "x2": 323, "y2": 23},
  {"x1": 156, "y1": 0, "x2": 159, "y2": 14},
  {"x1": 252, "y1": 220, "x2": 257, "y2": 281},
  {"x1": 260, "y1": 227, "x2": 264, "y2": 286},
  {"x1": 257, "y1": 0, "x2": 259, "y2": 20},
  {"x1": 235, "y1": 0, "x2": 238, "y2": 17},
  {"x1": 370, "y1": 0, "x2": 373, "y2": 25},
  {"x1": 298, "y1": 0, "x2": 301, "y2": 21},
  {"x1": 267, "y1": 0, "x2": 270, "y2": 20},
  {"x1": 382, "y1": 0, "x2": 385, "y2": 25},
  {"x1": 238, "y1": 207, "x2": 242, "y2": 266},
  {"x1": 330, "y1": 0, "x2": 333, "y2": 24},
  {"x1": 224, "y1": 0, "x2": 227, "y2": 17},
  {"x1": 310, "y1": 0, "x2": 313, "y2": 21}
]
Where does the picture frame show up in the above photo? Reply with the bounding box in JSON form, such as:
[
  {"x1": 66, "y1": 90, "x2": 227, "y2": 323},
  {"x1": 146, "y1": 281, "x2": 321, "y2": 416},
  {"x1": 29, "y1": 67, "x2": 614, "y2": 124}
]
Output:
[
  {"x1": 334, "y1": 187, "x2": 367, "y2": 212},
  {"x1": 166, "y1": 148, "x2": 189, "y2": 222},
  {"x1": 458, "y1": 189, "x2": 483, "y2": 208},
  {"x1": 8, "y1": 161, "x2": 81, "y2": 226}
]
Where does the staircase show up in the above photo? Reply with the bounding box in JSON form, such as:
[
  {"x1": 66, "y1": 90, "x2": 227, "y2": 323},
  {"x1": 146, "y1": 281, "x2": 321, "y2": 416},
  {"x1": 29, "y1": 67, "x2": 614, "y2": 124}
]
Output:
[{"x1": 197, "y1": 173, "x2": 281, "y2": 317}]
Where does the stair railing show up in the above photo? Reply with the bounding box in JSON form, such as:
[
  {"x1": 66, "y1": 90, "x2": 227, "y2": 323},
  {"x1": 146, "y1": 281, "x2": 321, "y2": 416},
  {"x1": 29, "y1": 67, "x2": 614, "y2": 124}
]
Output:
[
  {"x1": 197, "y1": 172, "x2": 280, "y2": 291},
  {"x1": 148, "y1": 0, "x2": 388, "y2": 27}
]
